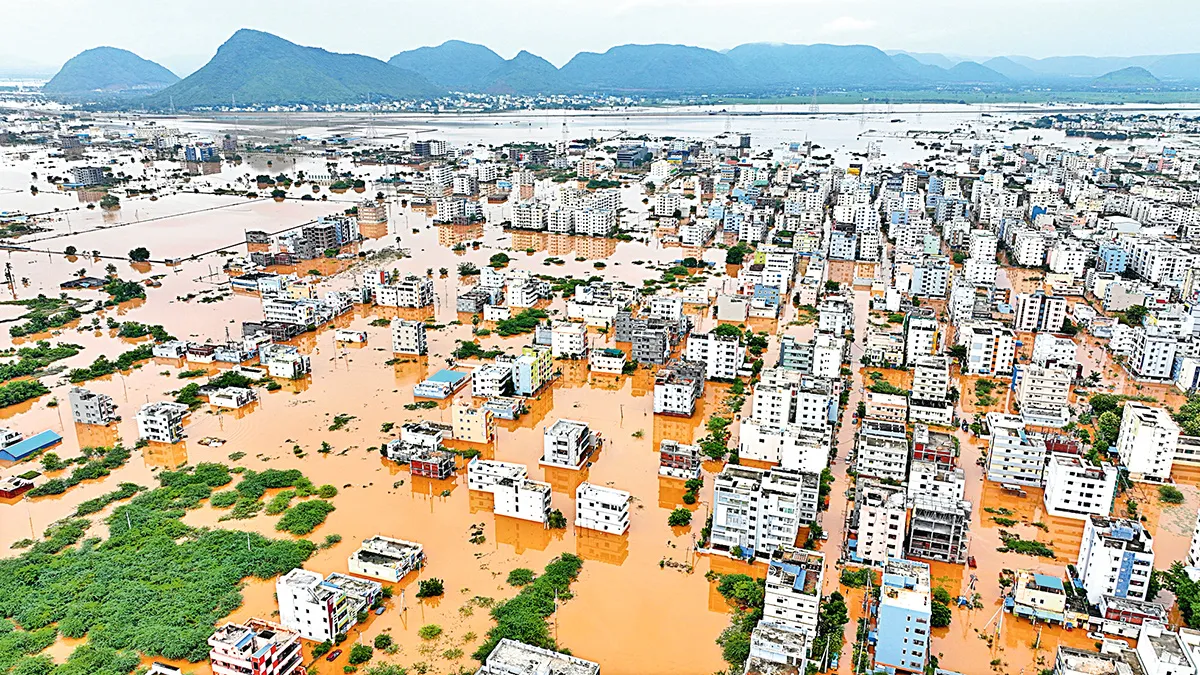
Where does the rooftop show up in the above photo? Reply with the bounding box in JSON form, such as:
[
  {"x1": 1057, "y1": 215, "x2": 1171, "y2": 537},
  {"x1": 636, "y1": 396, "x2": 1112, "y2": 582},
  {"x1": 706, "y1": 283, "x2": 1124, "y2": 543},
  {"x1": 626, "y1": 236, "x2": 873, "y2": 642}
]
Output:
[{"x1": 482, "y1": 638, "x2": 599, "y2": 675}]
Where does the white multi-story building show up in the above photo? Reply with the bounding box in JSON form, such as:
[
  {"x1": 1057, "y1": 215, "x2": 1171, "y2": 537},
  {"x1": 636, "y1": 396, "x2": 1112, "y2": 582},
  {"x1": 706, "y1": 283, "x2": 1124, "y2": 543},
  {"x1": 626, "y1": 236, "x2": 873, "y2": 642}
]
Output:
[
  {"x1": 1032, "y1": 333, "x2": 1078, "y2": 368},
  {"x1": 904, "y1": 312, "x2": 939, "y2": 365},
  {"x1": 476, "y1": 640, "x2": 599, "y2": 675},
  {"x1": 541, "y1": 419, "x2": 595, "y2": 469},
  {"x1": 852, "y1": 478, "x2": 908, "y2": 566},
  {"x1": 907, "y1": 459, "x2": 965, "y2": 503},
  {"x1": 374, "y1": 275, "x2": 434, "y2": 308},
  {"x1": 738, "y1": 421, "x2": 830, "y2": 473},
  {"x1": 1043, "y1": 454, "x2": 1117, "y2": 520},
  {"x1": 348, "y1": 536, "x2": 425, "y2": 583},
  {"x1": 855, "y1": 419, "x2": 910, "y2": 482},
  {"x1": 1129, "y1": 326, "x2": 1179, "y2": 382},
  {"x1": 1014, "y1": 291, "x2": 1067, "y2": 333},
  {"x1": 1016, "y1": 363, "x2": 1074, "y2": 428},
  {"x1": 575, "y1": 482, "x2": 631, "y2": 534},
  {"x1": 1117, "y1": 402, "x2": 1179, "y2": 481},
  {"x1": 684, "y1": 331, "x2": 745, "y2": 381},
  {"x1": 653, "y1": 360, "x2": 705, "y2": 416},
  {"x1": 985, "y1": 413, "x2": 1047, "y2": 486},
  {"x1": 276, "y1": 568, "x2": 380, "y2": 642},
  {"x1": 763, "y1": 546, "x2": 824, "y2": 638},
  {"x1": 260, "y1": 344, "x2": 311, "y2": 379},
  {"x1": 959, "y1": 321, "x2": 1015, "y2": 376},
  {"x1": 710, "y1": 464, "x2": 820, "y2": 560},
  {"x1": 68, "y1": 387, "x2": 115, "y2": 425},
  {"x1": 1076, "y1": 516, "x2": 1155, "y2": 605},
  {"x1": 209, "y1": 387, "x2": 256, "y2": 409},
  {"x1": 208, "y1": 619, "x2": 303, "y2": 675},
  {"x1": 750, "y1": 369, "x2": 833, "y2": 431},
  {"x1": 472, "y1": 362, "x2": 514, "y2": 398},
  {"x1": 136, "y1": 401, "x2": 189, "y2": 443},
  {"x1": 391, "y1": 320, "x2": 427, "y2": 355},
  {"x1": 551, "y1": 321, "x2": 587, "y2": 358}
]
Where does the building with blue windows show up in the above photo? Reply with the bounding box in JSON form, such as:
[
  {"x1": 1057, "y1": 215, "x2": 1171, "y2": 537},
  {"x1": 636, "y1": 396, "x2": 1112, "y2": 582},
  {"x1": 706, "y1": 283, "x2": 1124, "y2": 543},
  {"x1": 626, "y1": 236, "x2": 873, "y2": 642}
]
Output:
[
  {"x1": 1098, "y1": 243, "x2": 1130, "y2": 274},
  {"x1": 873, "y1": 559, "x2": 932, "y2": 674},
  {"x1": 1075, "y1": 515, "x2": 1154, "y2": 606}
]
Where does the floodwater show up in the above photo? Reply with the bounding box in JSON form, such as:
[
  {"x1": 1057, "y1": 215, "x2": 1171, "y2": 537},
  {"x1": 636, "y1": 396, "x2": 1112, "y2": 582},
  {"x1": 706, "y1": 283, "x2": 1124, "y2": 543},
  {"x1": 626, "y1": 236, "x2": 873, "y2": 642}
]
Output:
[{"x1": 1, "y1": 107, "x2": 1196, "y2": 675}]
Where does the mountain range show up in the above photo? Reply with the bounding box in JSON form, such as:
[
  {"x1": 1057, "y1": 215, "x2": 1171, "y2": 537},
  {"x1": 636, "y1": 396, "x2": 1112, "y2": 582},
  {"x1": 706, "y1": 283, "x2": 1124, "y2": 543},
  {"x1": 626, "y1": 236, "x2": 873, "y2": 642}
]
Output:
[
  {"x1": 42, "y1": 31, "x2": 1200, "y2": 108},
  {"x1": 145, "y1": 30, "x2": 440, "y2": 108},
  {"x1": 41, "y1": 47, "x2": 178, "y2": 96}
]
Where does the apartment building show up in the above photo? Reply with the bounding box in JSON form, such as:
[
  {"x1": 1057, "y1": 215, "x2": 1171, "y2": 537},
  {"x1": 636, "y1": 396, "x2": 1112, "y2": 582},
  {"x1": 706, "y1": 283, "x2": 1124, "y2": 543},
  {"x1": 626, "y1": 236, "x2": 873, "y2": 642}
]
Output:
[
  {"x1": 452, "y1": 404, "x2": 495, "y2": 444},
  {"x1": 473, "y1": 363, "x2": 514, "y2": 398},
  {"x1": 864, "y1": 392, "x2": 908, "y2": 423},
  {"x1": 1076, "y1": 516, "x2": 1155, "y2": 605},
  {"x1": 750, "y1": 369, "x2": 834, "y2": 431},
  {"x1": 348, "y1": 536, "x2": 425, "y2": 583},
  {"x1": 738, "y1": 421, "x2": 831, "y2": 473},
  {"x1": 855, "y1": 419, "x2": 911, "y2": 482},
  {"x1": 907, "y1": 459, "x2": 965, "y2": 503},
  {"x1": 1016, "y1": 363, "x2": 1074, "y2": 428},
  {"x1": 851, "y1": 478, "x2": 908, "y2": 566},
  {"x1": 985, "y1": 413, "x2": 1048, "y2": 486},
  {"x1": 684, "y1": 331, "x2": 746, "y2": 380},
  {"x1": 711, "y1": 464, "x2": 820, "y2": 559},
  {"x1": 1129, "y1": 325, "x2": 1179, "y2": 382},
  {"x1": 588, "y1": 347, "x2": 627, "y2": 374},
  {"x1": 873, "y1": 560, "x2": 932, "y2": 675},
  {"x1": 959, "y1": 321, "x2": 1015, "y2": 376},
  {"x1": 260, "y1": 344, "x2": 311, "y2": 379},
  {"x1": 903, "y1": 311, "x2": 939, "y2": 365},
  {"x1": 1031, "y1": 333, "x2": 1078, "y2": 368},
  {"x1": 1043, "y1": 454, "x2": 1117, "y2": 520},
  {"x1": 373, "y1": 275, "x2": 434, "y2": 308},
  {"x1": 1014, "y1": 291, "x2": 1068, "y2": 333},
  {"x1": 208, "y1": 619, "x2": 303, "y2": 675},
  {"x1": 909, "y1": 356, "x2": 953, "y2": 426},
  {"x1": 541, "y1": 419, "x2": 595, "y2": 469},
  {"x1": 908, "y1": 496, "x2": 970, "y2": 564},
  {"x1": 276, "y1": 569, "x2": 380, "y2": 642},
  {"x1": 652, "y1": 360, "x2": 706, "y2": 416},
  {"x1": 659, "y1": 440, "x2": 703, "y2": 480},
  {"x1": 68, "y1": 387, "x2": 115, "y2": 425},
  {"x1": 136, "y1": 401, "x2": 189, "y2": 444},
  {"x1": 476, "y1": 639, "x2": 599, "y2": 675},
  {"x1": 391, "y1": 320, "x2": 427, "y2": 355},
  {"x1": 763, "y1": 546, "x2": 824, "y2": 638},
  {"x1": 575, "y1": 482, "x2": 631, "y2": 534},
  {"x1": 551, "y1": 321, "x2": 588, "y2": 358},
  {"x1": 1116, "y1": 402, "x2": 1179, "y2": 482}
]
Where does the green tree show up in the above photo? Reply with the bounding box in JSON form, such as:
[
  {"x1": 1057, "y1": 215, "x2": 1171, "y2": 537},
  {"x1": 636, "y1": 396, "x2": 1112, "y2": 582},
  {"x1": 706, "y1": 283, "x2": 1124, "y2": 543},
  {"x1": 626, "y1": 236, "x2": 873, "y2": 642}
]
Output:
[
  {"x1": 931, "y1": 601, "x2": 952, "y2": 627},
  {"x1": 348, "y1": 644, "x2": 373, "y2": 665},
  {"x1": 668, "y1": 508, "x2": 693, "y2": 527},
  {"x1": 128, "y1": 247, "x2": 150, "y2": 262}
]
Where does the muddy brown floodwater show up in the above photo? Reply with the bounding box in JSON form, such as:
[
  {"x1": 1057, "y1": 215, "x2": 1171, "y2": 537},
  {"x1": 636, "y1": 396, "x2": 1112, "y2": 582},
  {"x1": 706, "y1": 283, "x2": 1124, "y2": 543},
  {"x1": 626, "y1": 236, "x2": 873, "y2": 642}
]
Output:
[
  {"x1": 4, "y1": 147, "x2": 1198, "y2": 675},
  {"x1": 0, "y1": 164, "x2": 752, "y2": 675}
]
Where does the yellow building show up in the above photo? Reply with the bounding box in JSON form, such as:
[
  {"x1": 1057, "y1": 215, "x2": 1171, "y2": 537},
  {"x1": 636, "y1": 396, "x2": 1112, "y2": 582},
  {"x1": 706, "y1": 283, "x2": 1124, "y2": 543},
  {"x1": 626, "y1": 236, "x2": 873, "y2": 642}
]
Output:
[{"x1": 452, "y1": 404, "x2": 495, "y2": 444}]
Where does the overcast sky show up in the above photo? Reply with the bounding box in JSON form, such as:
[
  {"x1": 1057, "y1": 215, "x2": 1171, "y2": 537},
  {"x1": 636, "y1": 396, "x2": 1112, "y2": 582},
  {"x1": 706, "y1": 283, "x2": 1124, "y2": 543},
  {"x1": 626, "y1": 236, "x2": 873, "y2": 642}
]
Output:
[{"x1": 4, "y1": 0, "x2": 1197, "y2": 76}]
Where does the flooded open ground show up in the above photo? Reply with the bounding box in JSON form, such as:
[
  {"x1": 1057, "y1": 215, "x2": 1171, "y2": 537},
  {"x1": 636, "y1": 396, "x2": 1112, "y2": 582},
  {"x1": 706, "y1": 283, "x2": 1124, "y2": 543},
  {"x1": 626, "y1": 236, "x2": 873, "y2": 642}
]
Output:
[{"x1": 3, "y1": 104, "x2": 1200, "y2": 675}]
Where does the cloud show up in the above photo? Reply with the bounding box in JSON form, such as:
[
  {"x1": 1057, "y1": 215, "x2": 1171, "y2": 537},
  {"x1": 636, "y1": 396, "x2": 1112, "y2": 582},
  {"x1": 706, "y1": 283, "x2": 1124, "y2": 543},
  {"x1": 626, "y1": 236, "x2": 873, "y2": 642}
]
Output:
[{"x1": 821, "y1": 16, "x2": 877, "y2": 33}]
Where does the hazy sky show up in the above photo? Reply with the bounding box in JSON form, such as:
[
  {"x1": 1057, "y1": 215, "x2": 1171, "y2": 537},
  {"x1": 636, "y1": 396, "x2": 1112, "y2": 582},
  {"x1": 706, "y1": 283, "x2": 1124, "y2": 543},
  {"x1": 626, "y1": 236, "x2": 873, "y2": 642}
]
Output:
[{"x1": 4, "y1": 0, "x2": 1197, "y2": 75}]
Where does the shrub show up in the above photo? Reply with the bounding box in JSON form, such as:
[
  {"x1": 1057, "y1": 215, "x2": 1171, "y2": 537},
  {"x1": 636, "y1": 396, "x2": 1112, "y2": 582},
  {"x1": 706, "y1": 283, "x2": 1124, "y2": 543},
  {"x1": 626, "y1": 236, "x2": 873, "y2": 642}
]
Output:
[
  {"x1": 416, "y1": 578, "x2": 445, "y2": 598},
  {"x1": 313, "y1": 641, "x2": 333, "y2": 658},
  {"x1": 348, "y1": 643, "x2": 373, "y2": 665},
  {"x1": 668, "y1": 508, "x2": 693, "y2": 527},
  {"x1": 318, "y1": 484, "x2": 339, "y2": 499},
  {"x1": 373, "y1": 634, "x2": 393, "y2": 650},
  {"x1": 507, "y1": 568, "x2": 535, "y2": 587},
  {"x1": 1160, "y1": 485, "x2": 1186, "y2": 505},
  {"x1": 417, "y1": 624, "x2": 443, "y2": 640},
  {"x1": 275, "y1": 500, "x2": 336, "y2": 534}
]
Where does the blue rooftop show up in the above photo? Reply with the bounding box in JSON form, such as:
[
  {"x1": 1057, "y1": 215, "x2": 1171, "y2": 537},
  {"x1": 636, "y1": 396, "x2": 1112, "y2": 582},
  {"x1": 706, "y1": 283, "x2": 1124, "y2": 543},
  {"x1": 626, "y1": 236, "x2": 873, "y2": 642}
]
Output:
[
  {"x1": 427, "y1": 369, "x2": 467, "y2": 384},
  {"x1": 0, "y1": 430, "x2": 62, "y2": 462},
  {"x1": 1032, "y1": 573, "x2": 1063, "y2": 590}
]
